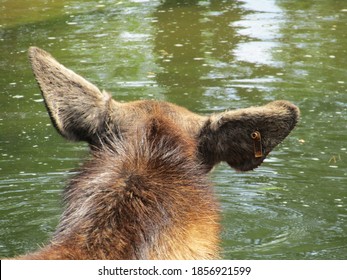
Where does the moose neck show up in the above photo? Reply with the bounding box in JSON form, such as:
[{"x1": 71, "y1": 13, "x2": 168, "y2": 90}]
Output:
[{"x1": 44, "y1": 118, "x2": 221, "y2": 259}]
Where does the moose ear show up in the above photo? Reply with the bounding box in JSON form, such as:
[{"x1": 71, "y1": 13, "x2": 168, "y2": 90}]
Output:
[
  {"x1": 28, "y1": 47, "x2": 116, "y2": 143},
  {"x1": 197, "y1": 101, "x2": 300, "y2": 171}
]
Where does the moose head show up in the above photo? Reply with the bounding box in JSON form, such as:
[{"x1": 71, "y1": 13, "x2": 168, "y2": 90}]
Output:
[
  {"x1": 29, "y1": 47, "x2": 299, "y2": 173},
  {"x1": 12, "y1": 47, "x2": 299, "y2": 260}
]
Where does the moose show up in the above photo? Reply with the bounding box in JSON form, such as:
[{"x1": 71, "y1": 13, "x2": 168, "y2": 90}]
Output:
[{"x1": 10, "y1": 47, "x2": 299, "y2": 259}]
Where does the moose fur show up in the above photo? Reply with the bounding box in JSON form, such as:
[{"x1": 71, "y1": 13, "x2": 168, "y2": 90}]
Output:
[{"x1": 10, "y1": 47, "x2": 299, "y2": 259}]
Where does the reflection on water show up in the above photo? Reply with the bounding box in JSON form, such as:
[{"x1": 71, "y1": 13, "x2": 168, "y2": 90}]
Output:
[{"x1": 0, "y1": 0, "x2": 346, "y2": 259}]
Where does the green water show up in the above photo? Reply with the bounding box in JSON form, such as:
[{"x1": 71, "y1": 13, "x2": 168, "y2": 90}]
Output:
[{"x1": 0, "y1": 0, "x2": 346, "y2": 259}]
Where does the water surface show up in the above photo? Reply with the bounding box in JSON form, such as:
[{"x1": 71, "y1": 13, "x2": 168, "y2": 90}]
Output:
[{"x1": 0, "y1": 0, "x2": 346, "y2": 259}]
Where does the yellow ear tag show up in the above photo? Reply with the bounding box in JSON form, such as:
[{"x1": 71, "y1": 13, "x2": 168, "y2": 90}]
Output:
[{"x1": 251, "y1": 131, "x2": 263, "y2": 158}]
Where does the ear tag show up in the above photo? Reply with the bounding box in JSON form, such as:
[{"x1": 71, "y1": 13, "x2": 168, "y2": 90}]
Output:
[{"x1": 251, "y1": 131, "x2": 263, "y2": 158}]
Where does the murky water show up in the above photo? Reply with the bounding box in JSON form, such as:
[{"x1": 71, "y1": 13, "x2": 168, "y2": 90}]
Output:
[{"x1": 0, "y1": 0, "x2": 346, "y2": 259}]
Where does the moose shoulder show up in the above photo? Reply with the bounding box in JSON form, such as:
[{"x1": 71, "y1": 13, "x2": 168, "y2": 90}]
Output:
[{"x1": 11, "y1": 47, "x2": 299, "y2": 259}]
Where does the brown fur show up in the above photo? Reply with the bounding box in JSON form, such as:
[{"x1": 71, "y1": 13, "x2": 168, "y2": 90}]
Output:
[{"x1": 7, "y1": 47, "x2": 299, "y2": 259}]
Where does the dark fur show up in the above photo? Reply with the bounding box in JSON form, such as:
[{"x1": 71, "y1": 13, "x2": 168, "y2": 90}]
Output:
[{"x1": 8, "y1": 47, "x2": 299, "y2": 259}]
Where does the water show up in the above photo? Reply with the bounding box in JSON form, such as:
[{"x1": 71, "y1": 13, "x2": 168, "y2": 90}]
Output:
[{"x1": 0, "y1": 0, "x2": 346, "y2": 259}]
